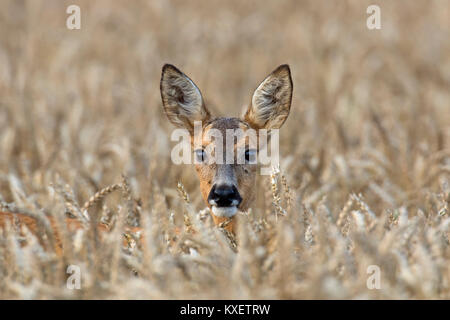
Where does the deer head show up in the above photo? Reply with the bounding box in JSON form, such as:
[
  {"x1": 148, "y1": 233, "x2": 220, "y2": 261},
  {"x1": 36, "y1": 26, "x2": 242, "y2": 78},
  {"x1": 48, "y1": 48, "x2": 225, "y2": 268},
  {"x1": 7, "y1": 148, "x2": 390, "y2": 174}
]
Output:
[{"x1": 160, "y1": 64, "x2": 293, "y2": 233}]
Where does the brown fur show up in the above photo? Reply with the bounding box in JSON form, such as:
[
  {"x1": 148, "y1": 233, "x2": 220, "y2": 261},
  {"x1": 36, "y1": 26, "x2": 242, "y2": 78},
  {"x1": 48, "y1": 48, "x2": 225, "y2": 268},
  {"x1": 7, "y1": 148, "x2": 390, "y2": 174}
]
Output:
[
  {"x1": 0, "y1": 211, "x2": 147, "y2": 255},
  {"x1": 0, "y1": 211, "x2": 108, "y2": 255},
  {"x1": 195, "y1": 118, "x2": 258, "y2": 213}
]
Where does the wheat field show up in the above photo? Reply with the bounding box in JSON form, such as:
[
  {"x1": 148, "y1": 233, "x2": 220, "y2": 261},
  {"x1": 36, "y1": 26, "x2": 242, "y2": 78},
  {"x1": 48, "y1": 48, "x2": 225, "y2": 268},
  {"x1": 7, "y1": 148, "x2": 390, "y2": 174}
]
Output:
[{"x1": 0, "y1": 0, "x2": 449, "y2": 299}]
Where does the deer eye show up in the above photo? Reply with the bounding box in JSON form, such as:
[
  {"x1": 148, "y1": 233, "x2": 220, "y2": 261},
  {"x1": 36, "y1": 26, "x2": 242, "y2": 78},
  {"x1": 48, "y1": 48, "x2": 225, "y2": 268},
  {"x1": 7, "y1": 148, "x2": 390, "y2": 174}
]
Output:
[
  {"x1": 194, "y1": 149, "x2": 206, "y2": 163},
  {"x1": 245, "y1": 149, "x2": 256, "y2": 164}
]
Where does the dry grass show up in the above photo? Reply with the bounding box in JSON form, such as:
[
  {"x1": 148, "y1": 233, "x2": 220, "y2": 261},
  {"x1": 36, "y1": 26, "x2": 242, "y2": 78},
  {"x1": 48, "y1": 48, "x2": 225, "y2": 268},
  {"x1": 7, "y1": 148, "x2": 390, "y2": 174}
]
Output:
[{"x1": 0, "y1": 0, "x2": 449, "y2": 299}]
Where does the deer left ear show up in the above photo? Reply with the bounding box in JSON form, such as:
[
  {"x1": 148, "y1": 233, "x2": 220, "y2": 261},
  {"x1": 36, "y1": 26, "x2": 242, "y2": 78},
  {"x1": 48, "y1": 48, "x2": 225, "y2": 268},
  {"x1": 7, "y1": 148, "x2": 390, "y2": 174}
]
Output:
[
  {"x1": 160, "y1": 64, "x2": 211, "y2": 133},
  {"x1": 244, "y1": 64, "x2": 293, "y2": 130}
]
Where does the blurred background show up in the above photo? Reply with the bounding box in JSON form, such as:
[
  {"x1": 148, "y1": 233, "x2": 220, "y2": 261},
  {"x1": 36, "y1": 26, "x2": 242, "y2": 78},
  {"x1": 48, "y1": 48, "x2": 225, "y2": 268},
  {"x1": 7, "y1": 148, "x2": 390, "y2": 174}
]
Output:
[{"x1": 0, "y1": 0, "x2": 448, "y2": 299}]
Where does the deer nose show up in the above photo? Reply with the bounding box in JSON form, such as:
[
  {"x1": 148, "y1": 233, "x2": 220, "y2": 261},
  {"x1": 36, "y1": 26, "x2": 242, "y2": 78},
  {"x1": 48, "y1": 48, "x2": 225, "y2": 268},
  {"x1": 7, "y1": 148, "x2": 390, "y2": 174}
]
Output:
[{"x1": 208, "y1": 184, "x2": 242, "y2": 207}]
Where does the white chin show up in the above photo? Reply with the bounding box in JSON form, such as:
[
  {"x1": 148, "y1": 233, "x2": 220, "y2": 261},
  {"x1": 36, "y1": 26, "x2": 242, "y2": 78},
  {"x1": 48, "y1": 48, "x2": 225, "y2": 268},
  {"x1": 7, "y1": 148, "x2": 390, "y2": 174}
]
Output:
[{"x1": 211, "y1": 206, "x2": 237, "y2": 218}]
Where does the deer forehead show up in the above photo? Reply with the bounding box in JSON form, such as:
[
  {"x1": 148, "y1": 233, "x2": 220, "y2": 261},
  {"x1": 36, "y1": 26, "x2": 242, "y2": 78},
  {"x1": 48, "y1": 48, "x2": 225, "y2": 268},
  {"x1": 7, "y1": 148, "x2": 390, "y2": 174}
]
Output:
[{"x1": 196, "y1": 117, "x2": 253, "y2": 148}]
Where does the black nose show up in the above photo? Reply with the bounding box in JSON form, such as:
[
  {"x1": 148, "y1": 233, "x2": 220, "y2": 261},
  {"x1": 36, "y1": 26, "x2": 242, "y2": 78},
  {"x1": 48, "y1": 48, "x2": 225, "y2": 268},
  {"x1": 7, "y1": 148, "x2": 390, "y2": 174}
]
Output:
[{"x1": 208, "y1": 184, "x2": 242, "y2": 207}]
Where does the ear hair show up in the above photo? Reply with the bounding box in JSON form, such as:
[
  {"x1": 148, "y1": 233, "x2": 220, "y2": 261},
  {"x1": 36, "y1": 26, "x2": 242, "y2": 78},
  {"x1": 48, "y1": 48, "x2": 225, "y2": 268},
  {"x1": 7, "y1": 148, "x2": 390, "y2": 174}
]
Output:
[
  {"x1": 160, "y1": 64, "x2": 211, "y2": 132},
  {"x1": 244, "y1": 64, "x2": 293, "y2": 130}
]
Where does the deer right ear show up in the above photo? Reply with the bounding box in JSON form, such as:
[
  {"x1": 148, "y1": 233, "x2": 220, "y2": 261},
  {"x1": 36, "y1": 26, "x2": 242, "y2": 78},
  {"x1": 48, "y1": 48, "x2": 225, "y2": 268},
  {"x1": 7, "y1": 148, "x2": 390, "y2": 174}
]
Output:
[
  {"x1": 160, "y1": 64, "x2": 211, "y2": 133},
  {"x1": 244, "y1": 64, "x2": 293, "y2": 130}
]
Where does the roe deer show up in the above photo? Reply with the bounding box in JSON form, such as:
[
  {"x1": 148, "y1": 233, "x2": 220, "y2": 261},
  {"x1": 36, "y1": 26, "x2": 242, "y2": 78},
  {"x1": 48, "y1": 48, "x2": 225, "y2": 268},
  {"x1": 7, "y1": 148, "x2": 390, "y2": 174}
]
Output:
[
  {"x1": 0, "y1": 64, "x2": 293, "y2": 254},
  {"x1": 160, "y1": 64, "x2": 293, "y2": 234}
]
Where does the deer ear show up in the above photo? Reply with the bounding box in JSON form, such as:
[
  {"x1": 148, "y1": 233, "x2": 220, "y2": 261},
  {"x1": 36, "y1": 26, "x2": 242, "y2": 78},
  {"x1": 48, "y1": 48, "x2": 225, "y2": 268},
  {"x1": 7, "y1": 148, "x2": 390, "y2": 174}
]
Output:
[
  {"x1": 160, "y1": 64, "x2": 211, "y2": 132},
  {"x1": 244, "y1": 64, "x2": 293, "y2": 130}
]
